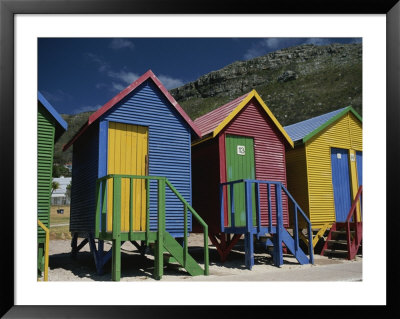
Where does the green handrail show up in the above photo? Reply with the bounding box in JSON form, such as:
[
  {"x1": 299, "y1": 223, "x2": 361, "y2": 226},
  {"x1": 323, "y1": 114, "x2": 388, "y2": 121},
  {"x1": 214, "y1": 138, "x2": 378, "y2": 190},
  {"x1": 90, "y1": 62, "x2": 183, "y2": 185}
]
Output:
[
  {"x1": 95, "y1": 174, "x2": 209, "y2": 277},
  {"x1": 166, "y1": 180, "x2": 209, "y2": 275}
]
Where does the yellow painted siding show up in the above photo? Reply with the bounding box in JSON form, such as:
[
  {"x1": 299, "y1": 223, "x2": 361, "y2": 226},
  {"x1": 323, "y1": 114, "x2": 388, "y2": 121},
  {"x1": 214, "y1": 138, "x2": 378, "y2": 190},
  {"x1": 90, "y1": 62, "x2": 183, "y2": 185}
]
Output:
[
  {"x1": 349, "y1": 113, "x2": 362, "y2": 150},
  {"x1": 285, "y1": 145, "x2": 310, "y2": 228},
  {"x1": 107, "y1": 122, "x2": 148, "y2": 232},
  {"x1": 305, "y1": 113, "x2": 362, "y2": 228}
]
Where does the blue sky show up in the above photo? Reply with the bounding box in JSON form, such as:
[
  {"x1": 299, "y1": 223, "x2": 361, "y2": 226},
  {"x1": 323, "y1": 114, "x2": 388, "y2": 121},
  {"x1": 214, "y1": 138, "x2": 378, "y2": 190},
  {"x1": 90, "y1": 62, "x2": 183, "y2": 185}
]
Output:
[{"x1": 38, "y1": 37, "x2": 361, "y2": 115}]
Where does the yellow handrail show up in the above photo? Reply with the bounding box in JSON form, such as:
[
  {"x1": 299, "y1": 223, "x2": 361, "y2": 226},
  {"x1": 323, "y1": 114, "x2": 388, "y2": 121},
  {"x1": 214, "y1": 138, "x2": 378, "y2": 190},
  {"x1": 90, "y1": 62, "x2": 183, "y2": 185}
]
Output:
[{"x1": 38, "y1": 220, "x2": 49, "y2": 281}]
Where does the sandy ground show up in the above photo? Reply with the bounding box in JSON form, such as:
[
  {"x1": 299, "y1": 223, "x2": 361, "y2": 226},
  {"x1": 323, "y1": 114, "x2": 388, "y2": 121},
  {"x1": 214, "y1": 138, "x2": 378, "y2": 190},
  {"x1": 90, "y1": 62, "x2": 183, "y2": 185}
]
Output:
[{"x1": 46, "y1": 234, "x2": 362, "y2": 282}]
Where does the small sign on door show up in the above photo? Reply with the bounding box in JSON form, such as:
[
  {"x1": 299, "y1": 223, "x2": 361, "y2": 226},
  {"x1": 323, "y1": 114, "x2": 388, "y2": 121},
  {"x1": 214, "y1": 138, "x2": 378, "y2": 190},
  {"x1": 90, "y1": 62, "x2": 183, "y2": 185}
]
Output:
[
  {"x1": 337, "y1": 153, "x2": 342, "y2": 159},
  {"x1": 350, "y1": 154, "x2": 355, "y2": 161},
  {"x1": 237, "y1": 145, "x2": 245, "y2": 155}
]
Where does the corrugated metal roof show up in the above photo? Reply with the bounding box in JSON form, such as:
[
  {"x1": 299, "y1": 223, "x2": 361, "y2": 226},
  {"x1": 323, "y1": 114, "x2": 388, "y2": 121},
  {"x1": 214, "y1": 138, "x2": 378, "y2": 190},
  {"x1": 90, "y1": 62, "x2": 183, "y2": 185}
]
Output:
[
  {"x1": 63, "y1": 70, "x2": 201, "y2": 151},
  {"x1": 194, "y1": 92, "x2": 251, "y2": 136},
  {"x1": 193, "y1": 90, "x2": 294, "y2": 147},
  {"x1": 284, "y1": 107, "x2": 350, "y2": 142}
]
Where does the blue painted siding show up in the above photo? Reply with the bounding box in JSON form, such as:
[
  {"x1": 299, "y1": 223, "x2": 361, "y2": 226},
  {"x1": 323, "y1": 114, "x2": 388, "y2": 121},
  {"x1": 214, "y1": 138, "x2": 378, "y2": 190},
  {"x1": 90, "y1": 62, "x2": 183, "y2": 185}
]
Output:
[
  {"x1": 331, "y1": 148, "x2": 352, "y2": 222},
  {"x1": 356, "y1": 151, "x2": 362, "y2": 187},
  {"x1": 102, "y1": 80, "x2": 192, "y2": 236},
  {"x1": 98, "y1": 120, "x2": 108, "y2": 177},
  {"x1": 70, "y1": 123, "x2": 99, "y2": 234}
]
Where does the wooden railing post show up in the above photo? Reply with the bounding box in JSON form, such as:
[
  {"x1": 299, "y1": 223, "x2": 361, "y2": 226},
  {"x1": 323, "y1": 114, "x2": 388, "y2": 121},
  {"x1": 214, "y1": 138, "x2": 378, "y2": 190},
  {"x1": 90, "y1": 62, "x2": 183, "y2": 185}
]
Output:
[
  {"x1": 273, "y1": 183, "x2": 283, "y2": 267},
  {"x1": 307, "y1": 222, "x2": 314, "y2": 264},
  {"x1": 101, "y1": 180, "x2": 107, "y2": 234},
  {"x1": 220, "y1": 183, "x2": 225, "y2": 232},
  {"x1": 244, "y1": 181, "x2": 254, "y2": 269},
  {"x1": 154, "y1": 178, "x2": 165, "y2": 280},
  {"x1": 145, "y1": 178, "x2": 150, "y2": 246},
  {"x1": 267, "y1": 183, "x2": 272, "y2": 234},
  {"x1": 111, "y1": 176, "x2": 121, "y2": 281},
  {"x1": 230, "y1": 183, "x2": 235, "y2": 228},
  {"x1": 293, "y1": 204, "x2": 299, "y2": 253},
  {"x1": 184, "y1": 203, "x2": 188, "y2": 268},
  {"x1": 203, "y1": 224, "x2": 209, "y2": 275},
  {"x1": 37, "y1": 220, "x2": 49, "y2": 282},
  {"x1": 129, "y1": 178, "x2": 133, "y2": 240},
  {"x1": 255, "y1": 182, "x2": 261, "y2": 235}
]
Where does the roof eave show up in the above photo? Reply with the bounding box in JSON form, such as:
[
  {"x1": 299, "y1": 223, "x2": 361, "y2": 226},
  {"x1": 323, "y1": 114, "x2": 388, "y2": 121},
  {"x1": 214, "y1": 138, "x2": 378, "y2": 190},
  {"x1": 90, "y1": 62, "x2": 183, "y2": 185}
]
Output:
[
  {"x1": 252, "y1": 91, "x2": 294, "y2": 148},
  {"x1": 302, "y1": 106, "x2": 362, "y2": 144},
  {"x1": 191, "y1": 132, "x2": 213, "y2": 147},
  {"x1": 194, "y1": 90, "x2": 295, "y2": 148},
  {"x1": 38, "y1": 91, "x2": 68, "y2": 131},
  {"x1": 63, "y1": 69, "x2": 201, "y2": 150}
]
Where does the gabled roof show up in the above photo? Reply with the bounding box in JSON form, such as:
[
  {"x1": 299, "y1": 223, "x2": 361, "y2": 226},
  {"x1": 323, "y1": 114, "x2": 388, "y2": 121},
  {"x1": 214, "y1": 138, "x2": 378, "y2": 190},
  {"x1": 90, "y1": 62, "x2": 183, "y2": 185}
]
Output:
[
  {"x1": 63, "y1": 70, "x2": 201, "y2": 151},
  {"x1": 193, "y1": 89, "x2": 294, "y2": 147},
  {"x1": 284, "y1": 106, "x2": 362, "y2": 144},
  {"x1": 38, "y1": 91, "x2": 68, "y2": 141},
  {"x1": 38, "y1": 91, "x2": 68, "y2": 131}
]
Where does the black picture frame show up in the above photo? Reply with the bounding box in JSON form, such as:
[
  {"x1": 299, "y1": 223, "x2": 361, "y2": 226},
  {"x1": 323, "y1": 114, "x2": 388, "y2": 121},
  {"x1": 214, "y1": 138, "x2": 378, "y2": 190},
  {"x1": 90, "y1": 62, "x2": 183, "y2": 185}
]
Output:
[{"x1": 1, "y1": 0, "x2": 398, "y2": 317}]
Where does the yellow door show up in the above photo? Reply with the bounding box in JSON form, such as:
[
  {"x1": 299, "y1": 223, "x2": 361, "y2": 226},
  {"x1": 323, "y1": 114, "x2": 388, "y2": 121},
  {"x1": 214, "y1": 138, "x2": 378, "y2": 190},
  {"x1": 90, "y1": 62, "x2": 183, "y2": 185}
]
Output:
[{"x1": 107, "y1": 122, "x2": 148, "y2": 232}]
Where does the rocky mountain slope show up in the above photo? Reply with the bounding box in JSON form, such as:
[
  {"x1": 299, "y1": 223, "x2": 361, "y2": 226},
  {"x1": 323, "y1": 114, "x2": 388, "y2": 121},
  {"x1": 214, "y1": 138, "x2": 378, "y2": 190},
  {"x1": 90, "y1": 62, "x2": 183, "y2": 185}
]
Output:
[
  {"x1": 171, "y1": 43, "x2": 362, "y2": 125},
  {"x1": 54, "y1": 43, "x2": 362, "y2": 165}
]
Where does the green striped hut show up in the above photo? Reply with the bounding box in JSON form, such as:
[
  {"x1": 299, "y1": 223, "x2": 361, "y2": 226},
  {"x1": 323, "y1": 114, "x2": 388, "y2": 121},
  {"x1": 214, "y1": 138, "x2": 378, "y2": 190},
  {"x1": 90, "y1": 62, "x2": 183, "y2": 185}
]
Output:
[{"x1": 38, "y1": 92, "x2": 67, "y2": 276}]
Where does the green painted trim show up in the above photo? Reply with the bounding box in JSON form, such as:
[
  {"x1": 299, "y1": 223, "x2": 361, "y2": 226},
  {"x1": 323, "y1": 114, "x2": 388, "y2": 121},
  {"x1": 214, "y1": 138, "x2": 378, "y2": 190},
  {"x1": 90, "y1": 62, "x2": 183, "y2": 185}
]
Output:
[
  {"x1": 302, "y1": 106, "x2": 362, "y2": 144},
  {"x1": 163, "y1": 232, "x2": 204, "y2": 276},
  {"x1": 101, "y1": 181, "x2": 107, "y2": 233},
  {"x1": 129, "y1": 178, "x2": 133, "y2": 237},
  {"x1": 154, "y1": 178, "x2": 166, "y2": 280},
  {"x1": 111, "y1": 176, "x2": 122, "y2": 281},
  {"x1": 98, "y1": 231, "x2": 157, "y2": 242},
  {"x1": 112, "y1": 238, "x2": 121, "y2": 281},
  {"x1": 145, "y1": 179, "x2": 150, "y2": 245},
  {"x1": 184, "y1": 203, "x2": 188, "y2": 268},
  {"x1": 94, "y1": 174, "x2": 209, "y2": 279}
]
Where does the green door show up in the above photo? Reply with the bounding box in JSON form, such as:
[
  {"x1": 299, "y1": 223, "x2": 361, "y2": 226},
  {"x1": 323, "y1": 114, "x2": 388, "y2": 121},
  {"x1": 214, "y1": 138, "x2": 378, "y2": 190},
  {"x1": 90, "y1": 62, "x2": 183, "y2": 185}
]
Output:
[{"x1": 225, "y1": 135, "x2": 256, "y2": 227}]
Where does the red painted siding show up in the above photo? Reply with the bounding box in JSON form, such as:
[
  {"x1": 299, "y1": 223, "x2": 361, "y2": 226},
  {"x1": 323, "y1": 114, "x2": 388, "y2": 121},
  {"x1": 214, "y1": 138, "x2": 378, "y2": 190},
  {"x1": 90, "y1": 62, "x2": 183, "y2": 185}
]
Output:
[
  {"x1": 194, "y1": 92, "x2": 251, "y2": 136},
  {"x1": 192, "y1": 138, "x2": 221, "y2": 233},
  {"x1": 220, "y1": 97, "x2": 289, "y2": 227}
]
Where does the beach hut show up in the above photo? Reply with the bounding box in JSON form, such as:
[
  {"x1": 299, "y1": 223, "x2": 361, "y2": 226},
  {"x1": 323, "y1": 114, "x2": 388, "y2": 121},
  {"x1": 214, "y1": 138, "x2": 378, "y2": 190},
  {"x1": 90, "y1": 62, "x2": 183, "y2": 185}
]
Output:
[
  {"x1": 284, "y1": 106, "x2": 362, "y2": 257},
  {"x1": 192, "y1": 90, "x2": 313, "y2": 269},
  {"x1": 63, "y1": 70, "x2": 208, "y2": 281},
  {"x1": 38, "y1": 92, "x2": 68, "y2": 279}
]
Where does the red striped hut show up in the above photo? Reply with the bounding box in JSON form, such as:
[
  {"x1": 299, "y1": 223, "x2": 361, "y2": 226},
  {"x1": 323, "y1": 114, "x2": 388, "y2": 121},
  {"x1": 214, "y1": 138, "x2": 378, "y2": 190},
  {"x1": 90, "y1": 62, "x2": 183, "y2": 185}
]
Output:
[{"x1": 191, "y1": 89, "x2": 295, "y2": 263}]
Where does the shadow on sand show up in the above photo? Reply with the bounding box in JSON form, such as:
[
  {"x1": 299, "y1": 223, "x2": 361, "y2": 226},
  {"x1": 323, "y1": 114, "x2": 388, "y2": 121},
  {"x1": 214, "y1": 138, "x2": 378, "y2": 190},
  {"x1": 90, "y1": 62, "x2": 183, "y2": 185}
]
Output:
[{"x1": 49, "y1": 239, "x2": 305, "y2": 281}]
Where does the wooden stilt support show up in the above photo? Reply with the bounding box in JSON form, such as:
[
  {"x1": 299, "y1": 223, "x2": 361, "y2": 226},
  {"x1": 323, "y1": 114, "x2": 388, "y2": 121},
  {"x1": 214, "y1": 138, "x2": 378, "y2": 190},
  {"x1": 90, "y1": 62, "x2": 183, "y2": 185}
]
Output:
[
  {"x1": 209, "y1": 234, "x2": 225, "y2": 261},
  {"x1": 111, "y1": 176, "x2": 122, "y2": 281},
  {"x1": 244, "y1": 232, "x2": 254, "y2": 269},
  {"x1": 222, "y1": 234, "x2": 241, "y2": 261},
  {"x1": 112, "y1": 238, "x2": 121, "y2": 281}
]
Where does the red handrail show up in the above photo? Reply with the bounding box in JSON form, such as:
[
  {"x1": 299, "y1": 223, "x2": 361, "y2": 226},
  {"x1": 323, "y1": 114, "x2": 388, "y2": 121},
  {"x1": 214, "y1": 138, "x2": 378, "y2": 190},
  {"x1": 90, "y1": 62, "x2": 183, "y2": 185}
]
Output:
[
  {"x1": 345, "y1": 185, "x2": 363, "y2": 223},
  {"x1": 345, "y1": 185, "x2": 363, "y2": 260}
]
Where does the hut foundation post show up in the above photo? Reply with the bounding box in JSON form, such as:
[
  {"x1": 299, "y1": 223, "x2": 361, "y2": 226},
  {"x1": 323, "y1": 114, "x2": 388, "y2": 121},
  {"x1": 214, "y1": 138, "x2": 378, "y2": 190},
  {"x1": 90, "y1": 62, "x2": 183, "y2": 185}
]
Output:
[
  {"x1": 244, "y1": 232, "x2": 254, "y2": 269},
  {"x1": 111, "y1": 238, "x2": 121, "y2": 281}
]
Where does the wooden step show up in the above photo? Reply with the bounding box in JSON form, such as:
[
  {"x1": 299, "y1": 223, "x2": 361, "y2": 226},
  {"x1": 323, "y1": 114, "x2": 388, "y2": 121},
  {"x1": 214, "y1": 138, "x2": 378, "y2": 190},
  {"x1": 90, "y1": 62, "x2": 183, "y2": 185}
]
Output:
[
  {"x1": 331, "y1": 230, "x2": 354, "y2": 235},
  {"x1": 163, "y1": 232, "x2": 204, "y2": 276},
  {"x1": 323, "y1": 249, "x2": 348, "y2": 255},
  {"x1": 327, "y1": 239, "x2": 348, "y2": 245}
]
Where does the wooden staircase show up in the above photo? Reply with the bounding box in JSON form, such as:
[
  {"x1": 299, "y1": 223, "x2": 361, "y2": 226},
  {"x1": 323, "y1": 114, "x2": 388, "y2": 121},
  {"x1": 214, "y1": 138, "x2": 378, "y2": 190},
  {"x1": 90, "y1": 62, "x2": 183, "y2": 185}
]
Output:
[
  {"x1": 219, "y1": 179, "x2": 314, "y2": 269},
  {"x1": 92, "y1": 174, "x2": 209, "y2": 281},
  {"x1": 163, "y1": 232, "x2": 204, "y2": 276},
  {"x1": 321, "y1": 186, "x2": 362, "y2": 260}
]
